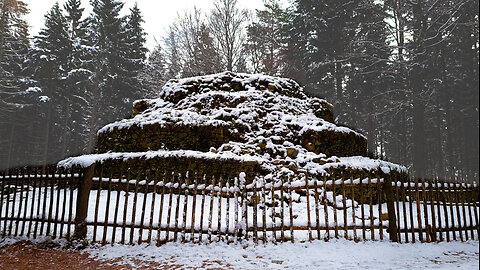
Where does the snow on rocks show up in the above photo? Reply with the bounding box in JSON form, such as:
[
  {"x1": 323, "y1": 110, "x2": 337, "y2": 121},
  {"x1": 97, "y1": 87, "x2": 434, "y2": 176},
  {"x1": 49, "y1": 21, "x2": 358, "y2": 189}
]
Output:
[
  {"x1": 61, "y1": 71, "x2": 406, "y2": 181},
  {"x1": 58, "y1": 149, "x2": 267, "y2": 169}
]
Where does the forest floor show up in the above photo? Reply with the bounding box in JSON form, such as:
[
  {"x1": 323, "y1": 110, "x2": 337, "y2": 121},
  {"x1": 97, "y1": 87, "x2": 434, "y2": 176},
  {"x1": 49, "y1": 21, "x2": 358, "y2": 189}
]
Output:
[{"x1": 0, "y1": 238, "x2": 478, "y2": 269}]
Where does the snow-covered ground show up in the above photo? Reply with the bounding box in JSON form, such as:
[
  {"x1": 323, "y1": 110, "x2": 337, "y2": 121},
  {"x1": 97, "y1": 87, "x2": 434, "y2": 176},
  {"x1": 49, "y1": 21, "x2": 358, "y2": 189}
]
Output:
[
  {"x1": 86, "y1": 239, "x2": 479, "y2": 269},
  {"x1": 1, "y1": 236, "x2": 477, "y2": 269}
]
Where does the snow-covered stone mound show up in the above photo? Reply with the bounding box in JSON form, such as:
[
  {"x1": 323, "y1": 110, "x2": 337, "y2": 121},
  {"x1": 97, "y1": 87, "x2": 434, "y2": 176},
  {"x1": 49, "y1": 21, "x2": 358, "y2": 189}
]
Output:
[{"x1": 60, "y1": 72, "x2": 406, "y2": 181}]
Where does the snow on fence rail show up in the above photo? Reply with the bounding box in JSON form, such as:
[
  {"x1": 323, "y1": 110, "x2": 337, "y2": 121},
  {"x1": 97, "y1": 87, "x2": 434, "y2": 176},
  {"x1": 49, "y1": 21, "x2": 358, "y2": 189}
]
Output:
[{"x1": 0, "y1": 165, "x2": 478, "y2": 245}]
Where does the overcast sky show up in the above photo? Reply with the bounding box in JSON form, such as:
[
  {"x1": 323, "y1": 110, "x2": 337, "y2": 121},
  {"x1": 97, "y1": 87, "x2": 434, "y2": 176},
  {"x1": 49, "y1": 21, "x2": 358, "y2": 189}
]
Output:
[{"x1": 24, "y1": 0, "x2": 267, "y2": 50}]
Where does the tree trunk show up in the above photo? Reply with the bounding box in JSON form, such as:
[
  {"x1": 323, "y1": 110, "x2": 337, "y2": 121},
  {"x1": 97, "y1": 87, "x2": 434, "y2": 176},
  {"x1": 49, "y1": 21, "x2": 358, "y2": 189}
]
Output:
[
  {"x1": 42, "y1": 102, "x2": 52, "y2": 174},
  {"x1": 5, "y1": 120, "x2": 15, "y2": 172},
  {"x1": 444, "y1": 92, "x2": 455, "y2": 178},
  {"x1": 411, "y1": 66, "x2": 426, "y2": 178},
  {"x1": 87, "y1": 102, "x2": 98, "y2": 153},
  {"x1": 365, "y1": 81, "x2": 375, "y2": 155},
  {"x1": 0, "y1": 1, "x2": 7, "y2": 72},
  {"x1": 411, "y1": 0, "x2": 426, "y2": 178},
  {"x1": 87, "y1": 65, "x2": 102, "y2": 153},
  {"x1": 335, "y1": 37, "x2": 344, "y2": 103},
  {"x1": 434, "y1": 104, "x2": 444, "y2": 177},
  {"x1": 401, "y1": 111, "x2": 408, "y2": 165},
  {"x1": 61, "y1": 104, "x2": 70, "y2": 159}
]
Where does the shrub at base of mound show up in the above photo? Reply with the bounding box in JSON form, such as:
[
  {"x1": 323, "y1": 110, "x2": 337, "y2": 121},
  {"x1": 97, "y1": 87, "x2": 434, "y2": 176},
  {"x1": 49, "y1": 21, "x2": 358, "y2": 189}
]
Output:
[
  {"x1": 300, "y1": 129, "x2": 368, "y2": 157},
  {"x1": 97, "y1": 123, "x2": 236, "y2": 153}
]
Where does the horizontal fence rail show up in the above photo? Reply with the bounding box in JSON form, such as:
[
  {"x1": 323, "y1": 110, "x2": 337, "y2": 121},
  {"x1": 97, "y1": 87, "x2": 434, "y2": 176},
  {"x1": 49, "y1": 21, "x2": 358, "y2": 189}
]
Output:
[{"x1": 0, "y1": 165, "x2": 478, "y2": 246}]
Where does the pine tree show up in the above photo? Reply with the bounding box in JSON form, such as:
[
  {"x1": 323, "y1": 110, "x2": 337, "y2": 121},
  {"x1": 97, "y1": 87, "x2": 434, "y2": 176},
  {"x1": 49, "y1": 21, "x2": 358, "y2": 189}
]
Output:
[
  {"x1": 63, "y1": 0, "x2": 91, "y2": 156},
  {"x1": 244, "y1": 21, "x2": 264, "y2": 73},
  {"x1": 285, "y1": 0, "x2": 347, "y2": 99},
  {"x1": 163, "y1": 26, "x2": 182, "y2": 79},
  {"x1": 285, "y1": 0, "x2": 364, "y2": 119},
  {"x1": 140, "y1": 43, "x2": 166, "y2": 97},
  {"x1": 87, "y1": 0, "x2": 126, "y2": 151},
  {"x1": 30, "y1": 2, "x2": 71, "y2": 167},
  {"x1": 345, "y1": 0, "x2": 391, "y2": 155},
  {"x1": 0, "y1": 0, "x2": 30, "y2": 113},
  {"x1": 196, "y1": 23, "x2": 221, "y2": 75},
  {"x1": 245, "y1": 0, "x2": 286, "y2": 75},
  {"x1": 121, "y1": 3, "x2": 148, "y2": 100},
  {"x1": 0, "y1": 0, "x2": 32, "y2": 169}
]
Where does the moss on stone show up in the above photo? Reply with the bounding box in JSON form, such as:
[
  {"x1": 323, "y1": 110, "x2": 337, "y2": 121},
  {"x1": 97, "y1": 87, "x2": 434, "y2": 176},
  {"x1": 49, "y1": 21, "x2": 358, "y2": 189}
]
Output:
[
  {"x1": 133, "y1": 100, "x2": 151, "y2": 117},
  {"x1": 299, "y1": 129, "x2": 368, "y2": 157},
  {"x1": 97, "y1": 123, "x2": 238, "y2": 153}
]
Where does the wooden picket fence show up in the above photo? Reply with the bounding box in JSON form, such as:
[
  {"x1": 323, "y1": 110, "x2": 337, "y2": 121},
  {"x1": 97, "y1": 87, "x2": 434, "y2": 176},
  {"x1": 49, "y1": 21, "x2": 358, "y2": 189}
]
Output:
[
  {"x1": 393, "y1": 177, "x2": 479, "y2": 243},
  {"x1": 0, "y1": 164, "x2": 478, "y2": 245}
]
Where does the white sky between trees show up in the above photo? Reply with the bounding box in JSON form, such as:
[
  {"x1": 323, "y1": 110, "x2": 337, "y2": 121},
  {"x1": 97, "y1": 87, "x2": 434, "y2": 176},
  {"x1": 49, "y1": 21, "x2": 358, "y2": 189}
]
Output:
[{"x1": 24, "y1": 0, "x2": 267, "y2": 51}]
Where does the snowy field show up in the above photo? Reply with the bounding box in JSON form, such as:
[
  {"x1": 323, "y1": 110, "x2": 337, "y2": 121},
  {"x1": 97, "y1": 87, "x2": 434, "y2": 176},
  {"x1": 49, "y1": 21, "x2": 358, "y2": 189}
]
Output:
[{"x1": 85, "y1": 239, "x2": 479, "y2": 269}]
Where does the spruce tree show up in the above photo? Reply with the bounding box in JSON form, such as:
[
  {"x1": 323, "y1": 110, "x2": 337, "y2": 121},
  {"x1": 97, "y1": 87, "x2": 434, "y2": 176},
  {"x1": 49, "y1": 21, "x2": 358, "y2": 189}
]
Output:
[
  {"x1": 121, "y1": 3, "x2": 148, "y2": 101},
  {"x1": 284, "y1": 0, "x2": 395, "y2": 157},
  {"x1": 345, "y1": 0, "x2": 391, "y2": 155},
  {"x1": 87, "y1": 0, "x2": 126, "y2": 151},
  {"x1": 245, "y1": 0, "x2": 286, "y2": 75},
  {"x1": 64, "y1": 0, "x2": 90, "y2": 74},
  {"x1": 163, "y1": 26, "x2": 182, "y2": 79},
  {"x1": 64, "y1": 0, "x2": 91, "y2": 156},
  {"x1": 30, "y1": 2, "x2": 70, "y2": 166},
  {"x1": 0, "y1": 0, "x2": 32, "y2": 169},
  {"x1": 140, "y1": 43, "x2": 166, "y2": 97},
  {"x1": 0, "y1": 0, "x2": 31, "y2": 113},
  {"x1": 286, "y1": 0, "x2": 360, "y2": 118}
]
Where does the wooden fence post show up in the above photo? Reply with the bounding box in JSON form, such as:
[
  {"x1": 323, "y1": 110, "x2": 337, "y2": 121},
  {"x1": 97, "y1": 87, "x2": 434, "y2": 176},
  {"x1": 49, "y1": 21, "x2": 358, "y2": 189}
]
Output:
[
  {"x1": 73, "y1": 164, "x2": 95, "y2": 240},
  {"x1": 383, "y1": 174, "x2": 399, "y2": 243}
]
